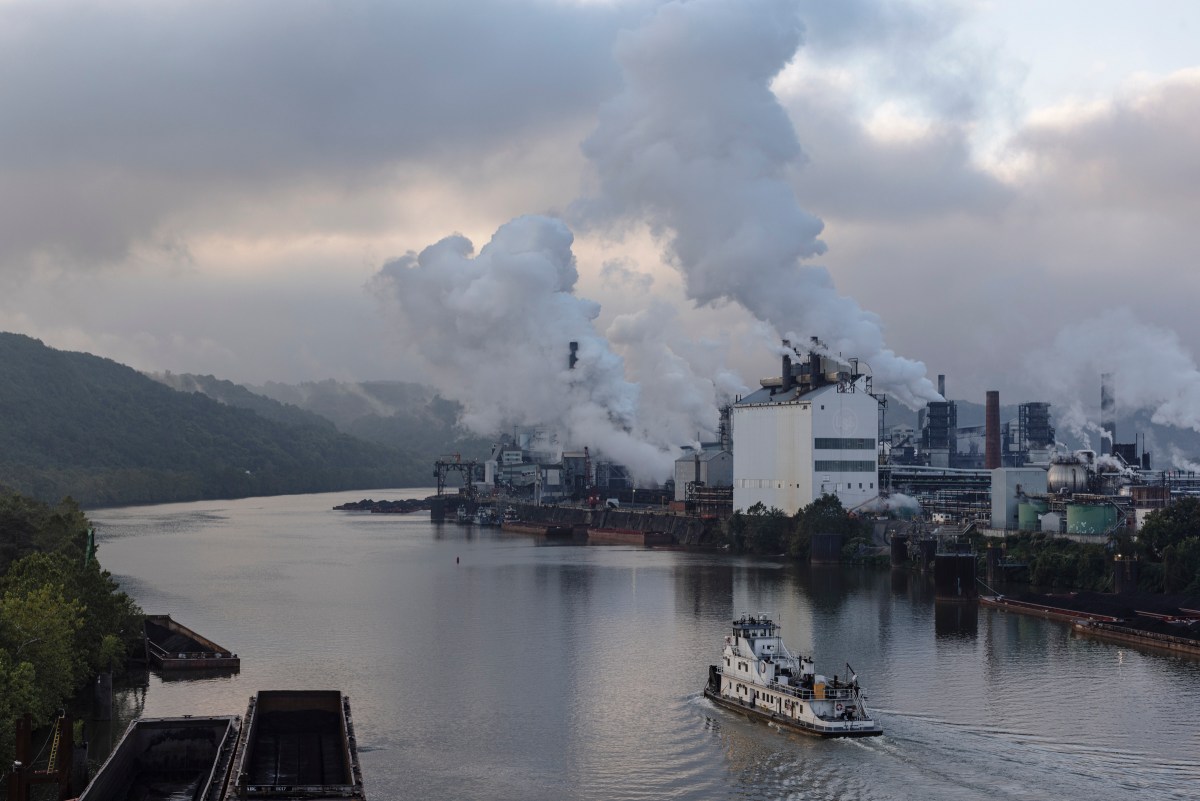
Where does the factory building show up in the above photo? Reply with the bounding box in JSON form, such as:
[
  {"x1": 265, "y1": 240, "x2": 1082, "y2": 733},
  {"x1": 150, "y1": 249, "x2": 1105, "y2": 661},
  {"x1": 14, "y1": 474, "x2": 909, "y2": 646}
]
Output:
[
  {"x1": 673, "y1": 446, "x2": 733, "y2": 502},
  {"x1": 732, "y1": 340, "x2": 883, "y2": 514}
]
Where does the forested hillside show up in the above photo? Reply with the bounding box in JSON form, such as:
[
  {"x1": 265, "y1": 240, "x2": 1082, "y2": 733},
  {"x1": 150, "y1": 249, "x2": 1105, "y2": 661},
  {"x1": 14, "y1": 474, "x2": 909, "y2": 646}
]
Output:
[
  {"x1": 0, "y1": 334, "x2": 428, "y2": 506},
  {"x1": 177, "y1": 376, "x2": 494, "y2": 465}
]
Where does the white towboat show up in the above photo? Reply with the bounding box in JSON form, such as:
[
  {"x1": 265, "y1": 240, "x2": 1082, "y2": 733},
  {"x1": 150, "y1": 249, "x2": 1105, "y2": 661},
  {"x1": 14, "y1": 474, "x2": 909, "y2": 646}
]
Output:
[{"x1": 703, "y1": 614, "x2": 882, "y2": 737}]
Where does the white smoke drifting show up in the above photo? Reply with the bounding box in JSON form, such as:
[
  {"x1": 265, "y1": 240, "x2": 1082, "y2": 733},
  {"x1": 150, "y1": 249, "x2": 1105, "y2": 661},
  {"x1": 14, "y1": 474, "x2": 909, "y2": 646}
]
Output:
[
  {"x1": 578, "y1": 0, "x2": 940, "y2": 408},
  {"x1": 860, "y1": 492, "x2": 921, "y2": 516},
  {"x1": 1030, "y1": 308, "x2": 1200, "y2": 439},
  {"x1": 371, "y1": 215, "x2": 689, "y2": 479}
]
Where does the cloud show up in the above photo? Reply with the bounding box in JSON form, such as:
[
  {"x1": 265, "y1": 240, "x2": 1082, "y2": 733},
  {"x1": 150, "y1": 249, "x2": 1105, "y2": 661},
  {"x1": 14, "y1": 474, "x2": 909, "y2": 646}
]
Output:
[
  {"x1": 576, "y1": 0, "x2": 940, "y2": 407},
  {"x1": 0, "y1": 0, "x2": 634, "y2": 269}
]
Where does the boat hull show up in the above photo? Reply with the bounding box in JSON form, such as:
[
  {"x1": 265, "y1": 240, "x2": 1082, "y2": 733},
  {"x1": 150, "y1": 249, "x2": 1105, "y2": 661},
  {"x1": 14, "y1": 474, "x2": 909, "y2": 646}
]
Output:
[{"x1": 703, "y1": 686, "x2": 882, "y2": 738}]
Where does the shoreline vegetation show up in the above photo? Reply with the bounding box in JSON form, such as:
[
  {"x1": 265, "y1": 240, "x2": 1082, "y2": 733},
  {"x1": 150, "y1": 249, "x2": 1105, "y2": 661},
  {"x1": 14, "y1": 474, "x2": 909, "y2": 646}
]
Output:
[
  {"x1": 721, "y1": 495, "x2": 1200, "y2": 595},
  {"x1": 0, "y1": 492, "x2": 143, "y2": 768}
]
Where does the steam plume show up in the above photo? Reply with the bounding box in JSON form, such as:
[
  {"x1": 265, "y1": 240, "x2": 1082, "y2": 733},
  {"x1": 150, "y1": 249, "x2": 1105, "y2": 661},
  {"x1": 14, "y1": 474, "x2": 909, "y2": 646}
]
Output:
[
  {"x1": 371, "y1": 215, "x2": 683, "y2": 478},
  {"x1": 1030, "y1": 308, "x2": 1200, "y2": 438},
  {"x1": 578, "y1": 0, "x2": 940, "y2": 408}
]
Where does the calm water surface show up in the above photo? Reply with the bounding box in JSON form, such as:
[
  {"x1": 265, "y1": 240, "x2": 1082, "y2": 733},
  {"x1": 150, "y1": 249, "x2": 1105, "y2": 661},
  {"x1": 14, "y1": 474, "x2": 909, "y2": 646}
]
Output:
[{"x1": 90, "y1": 490, "x2": 1200, "y2": 801}]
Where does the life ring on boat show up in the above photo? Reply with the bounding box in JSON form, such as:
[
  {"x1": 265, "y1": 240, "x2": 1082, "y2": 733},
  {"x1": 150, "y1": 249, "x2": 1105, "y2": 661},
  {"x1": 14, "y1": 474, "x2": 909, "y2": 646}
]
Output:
[
  {"x1": 758, "y1": 659, "x2": 768, "y2": 675},
  {"x1": 835, "y1": 702, "x2": 844, "y2": 712}
]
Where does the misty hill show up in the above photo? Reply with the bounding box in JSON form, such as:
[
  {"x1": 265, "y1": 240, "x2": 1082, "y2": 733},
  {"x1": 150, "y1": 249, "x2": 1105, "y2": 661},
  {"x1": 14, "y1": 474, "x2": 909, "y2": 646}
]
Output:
[
  {"x1": 247, "y1": 379, "x2": 494, "y2": 463},
  {"x1": 0, "y1": 333, "x2": 428, "y2": 507},
  {"x1": 148, "y1": 375, "x2": 493, "y2": 471}
]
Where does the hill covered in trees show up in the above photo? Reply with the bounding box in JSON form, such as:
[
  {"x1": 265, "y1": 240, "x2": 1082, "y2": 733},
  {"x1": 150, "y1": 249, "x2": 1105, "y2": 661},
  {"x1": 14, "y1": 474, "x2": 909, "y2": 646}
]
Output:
[
  {"x1": 0, "y1": 333, "x2": 430, "y2": 506},
  {"x1": 155, "y1": 374, "x2": 494, "y2": 468}
]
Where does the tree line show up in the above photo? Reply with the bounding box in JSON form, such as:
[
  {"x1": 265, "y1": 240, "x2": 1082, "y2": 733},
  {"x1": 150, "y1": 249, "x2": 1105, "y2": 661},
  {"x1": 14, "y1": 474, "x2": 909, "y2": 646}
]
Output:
[
  {"x1": 0, "y1": 492, "x2": 143, "y2": 764},
  {"x1": 722, "y1": 492, "x2": 1200, "y2": 595}
]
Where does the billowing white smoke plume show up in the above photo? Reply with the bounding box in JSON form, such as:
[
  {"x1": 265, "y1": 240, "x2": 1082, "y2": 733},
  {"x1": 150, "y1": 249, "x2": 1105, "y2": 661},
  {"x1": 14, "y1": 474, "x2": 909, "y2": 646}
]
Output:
[
  {"x1": 860, "y1": 492, "x2": 921, "y2": 516},
  {"x1": 607, "y1": 299, "x2": 747, "y2": 449},
  {"x1": 370, "y1": 215, "x2": 684, "y2": 479},
  {"x1": 1029, "y1": 308, "x2": 1200, "y2": 439},
  {"x1": 1166, "y1": 446, "x2": 1200, "y2": 474},
  {"x1": 577, "y1": 0, "x2": 940, "y2": 408}
]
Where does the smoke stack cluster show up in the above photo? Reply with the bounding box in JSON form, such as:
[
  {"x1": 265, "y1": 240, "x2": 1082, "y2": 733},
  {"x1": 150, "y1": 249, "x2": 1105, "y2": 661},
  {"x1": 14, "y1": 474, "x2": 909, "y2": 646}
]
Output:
[{"x1": 985, "y1": 390, "x2": 1001, "y2": 469}]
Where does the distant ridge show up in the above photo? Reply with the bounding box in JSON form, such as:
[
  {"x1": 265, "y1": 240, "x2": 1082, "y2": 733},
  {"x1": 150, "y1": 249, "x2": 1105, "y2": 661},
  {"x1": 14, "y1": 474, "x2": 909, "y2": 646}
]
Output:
[
  {"x1": 0, "y1": 333, "x2": 428, "y2": 507},
  {"x1": 153, "y1": 375, "x2": 493, "y2": 469}
]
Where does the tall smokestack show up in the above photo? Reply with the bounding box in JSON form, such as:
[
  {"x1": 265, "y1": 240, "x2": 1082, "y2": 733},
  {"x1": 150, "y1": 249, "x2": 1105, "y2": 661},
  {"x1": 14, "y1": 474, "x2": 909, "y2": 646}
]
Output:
[
  {"x1": 938, "y1": 374, "x2": 946, "y2": 398},
  {"x1": 985, "y1": 390, "x2": 1001, "y2": 469},
  {"x1": 568, "y1": 341, "x2": 579, "y2": 370},
  {"x1": 1101, "y1": 372, "x2": 1115, "y2": 453},
  {"x1": 781, "y1": 339, "x2": 793, "y2": 392}
]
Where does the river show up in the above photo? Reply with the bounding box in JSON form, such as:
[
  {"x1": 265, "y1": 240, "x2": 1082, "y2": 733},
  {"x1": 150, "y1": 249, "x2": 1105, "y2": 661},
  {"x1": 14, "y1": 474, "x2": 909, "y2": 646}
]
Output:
[{"x1": 90, "y1": 489, "x2": 1200, "y2": 801}]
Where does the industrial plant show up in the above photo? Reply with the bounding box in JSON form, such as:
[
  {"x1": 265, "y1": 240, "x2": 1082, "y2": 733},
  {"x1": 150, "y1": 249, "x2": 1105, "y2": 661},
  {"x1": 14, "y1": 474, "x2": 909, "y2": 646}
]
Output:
[{"x1": 424, "y1": 339, "x2": 1200, "y2": 557}]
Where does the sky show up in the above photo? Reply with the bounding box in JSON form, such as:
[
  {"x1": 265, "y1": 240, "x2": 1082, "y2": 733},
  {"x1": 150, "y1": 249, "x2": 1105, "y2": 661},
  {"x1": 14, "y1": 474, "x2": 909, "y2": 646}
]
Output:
[{"x1": 4, "y1": 0, "x2": 1200, "y2": 469}]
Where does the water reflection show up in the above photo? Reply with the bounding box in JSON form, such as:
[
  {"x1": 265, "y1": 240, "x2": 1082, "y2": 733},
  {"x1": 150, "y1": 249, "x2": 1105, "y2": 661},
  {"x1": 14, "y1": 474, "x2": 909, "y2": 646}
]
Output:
[
  {"x1": 934, "y1": 601, "x2": 978, "y2": 638},
  {"x1": 88, "y1": 492, "x2": 1200, "y2": 801}
]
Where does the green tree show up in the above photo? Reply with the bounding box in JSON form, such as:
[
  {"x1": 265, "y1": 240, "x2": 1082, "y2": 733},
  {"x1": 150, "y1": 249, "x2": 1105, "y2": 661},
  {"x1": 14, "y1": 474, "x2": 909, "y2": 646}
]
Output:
[
  {"x1": 1163, "y1": 537, "x2": 1200, "y2": 594},
  {"x1": 0, "y1": 582, "x2": 83, "y2": 723},
  {"x1": 742, "y1": 503, "x2": 790, "y2": 555},
  {"x1": 1139, "y1": 497, "x2": 1200, "y2": 559},
  {"x1": 793, "y1": 494, "x2": 866, "y2": 560}
]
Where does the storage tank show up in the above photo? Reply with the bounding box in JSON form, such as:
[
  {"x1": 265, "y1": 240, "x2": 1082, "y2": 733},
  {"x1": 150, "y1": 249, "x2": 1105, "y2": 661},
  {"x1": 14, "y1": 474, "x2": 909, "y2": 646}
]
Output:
[
  {"x1": 1017, "y1": 499, "x2": 1048, "y2": 531},
  {"x1": 1047, "y1": 457, "x2": 1090, "y2": 493},
  {"x1": 1066, "y1": 503, "x2": 1116, "y2": 535}
]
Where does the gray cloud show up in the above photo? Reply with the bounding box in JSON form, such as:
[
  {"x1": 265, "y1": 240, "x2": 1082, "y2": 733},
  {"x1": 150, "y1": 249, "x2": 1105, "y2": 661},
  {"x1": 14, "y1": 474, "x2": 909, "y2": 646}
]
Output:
[{"x1": 0, "y1": 0, "x2": 634, "y2": 267}]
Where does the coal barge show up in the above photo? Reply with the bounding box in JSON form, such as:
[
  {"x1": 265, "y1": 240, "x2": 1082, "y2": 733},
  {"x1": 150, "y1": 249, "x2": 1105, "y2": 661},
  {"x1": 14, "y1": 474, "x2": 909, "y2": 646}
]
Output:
[
  {"x1": 144, "y1": 614, "x2": 240, "y2": 671},
  {"x1": 981, "y1": 591, "x2": 1200, "y2": 656},
  {"x1": 231, "y1": 690, "x2": 365, "y2": 800},
  {"x1": 77, "y1": 716, "x2": 241, "y2": 801}
]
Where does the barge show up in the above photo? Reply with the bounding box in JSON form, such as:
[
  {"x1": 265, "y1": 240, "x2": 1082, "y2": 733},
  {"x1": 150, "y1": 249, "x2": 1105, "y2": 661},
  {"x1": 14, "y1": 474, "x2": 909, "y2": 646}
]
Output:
[
  {"x1": 704, "y1": 615, "x2": 881, "y2": 737},
  {"x1": 586, "y1": 527, "x2": 672, "y2": 546},
  {"x1": 144, "y1": 614, "x2": 240, "y2": 671},
  {"x1": 982, "y1": 591, "x2": 1200, "y2": 657},
  {"x1": 78, "y1": 716, "x2": 240, "y2": 801},
  {"x1": 231, "y1": 690, "x2": 365, "y2": 800}
]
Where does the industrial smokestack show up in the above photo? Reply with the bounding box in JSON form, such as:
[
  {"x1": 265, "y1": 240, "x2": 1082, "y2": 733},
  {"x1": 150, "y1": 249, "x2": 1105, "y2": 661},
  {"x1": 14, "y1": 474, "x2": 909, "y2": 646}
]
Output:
[
  {"x1": 568, "y1": 341, "x2": 579, "y2": 370},
  {"x1": 938, "y1": 374, "x2": 946, "y2": 398},
  {"x1": 985, "y1": 390, "x2": 1001, "y2": 469},
  {"x1": 1101, "y1": 372, "x2": 1115, "y2": 454},
  {"x1": 781, "y1": 339, "x2": 793, "y2": 392},
  {"x1": 809, "y1": 336, "x2": 821, "y2": 387},
  {"x1": 718, "y1": 403, "x2": 733, "y2": 453}
]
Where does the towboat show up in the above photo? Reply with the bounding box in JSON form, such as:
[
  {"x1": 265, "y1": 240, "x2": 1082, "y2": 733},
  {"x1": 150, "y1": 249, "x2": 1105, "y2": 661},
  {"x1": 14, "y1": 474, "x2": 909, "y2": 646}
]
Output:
[{"x1": 703, "y1": 614, "x2": 882, "y2": 737}]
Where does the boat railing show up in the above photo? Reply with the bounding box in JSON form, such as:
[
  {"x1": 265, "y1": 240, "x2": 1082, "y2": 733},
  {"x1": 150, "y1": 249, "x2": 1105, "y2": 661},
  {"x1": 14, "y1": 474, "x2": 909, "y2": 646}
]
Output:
[{"x1": 714, "y1": 668, "x2": 857, "y2": 701}]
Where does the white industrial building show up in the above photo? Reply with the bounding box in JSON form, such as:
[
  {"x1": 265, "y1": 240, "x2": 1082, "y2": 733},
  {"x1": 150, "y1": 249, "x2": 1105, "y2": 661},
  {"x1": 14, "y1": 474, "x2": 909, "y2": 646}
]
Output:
[
  {"x1": 673, "y1": 446, "x2": 733, "y2": 502},
  {"x1": 732, "y1": 344, "x2": 882, "y2": 514}
]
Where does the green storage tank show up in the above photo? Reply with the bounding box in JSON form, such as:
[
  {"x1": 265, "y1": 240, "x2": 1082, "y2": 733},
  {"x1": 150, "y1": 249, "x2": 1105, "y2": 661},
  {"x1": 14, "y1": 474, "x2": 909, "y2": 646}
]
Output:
[
  {"x1": 1066, "y1": 503, "x2": 1116, "y2": 535},
  {"x1": 1017, "y1": 500, "x2": 1048, "y2": 531}
]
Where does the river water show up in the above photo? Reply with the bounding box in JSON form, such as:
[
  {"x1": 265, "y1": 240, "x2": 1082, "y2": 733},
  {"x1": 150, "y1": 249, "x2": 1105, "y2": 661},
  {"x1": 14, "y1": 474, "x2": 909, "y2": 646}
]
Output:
[{"x1": 90, "y1": 489, "x2": 1200, "y2": 801}]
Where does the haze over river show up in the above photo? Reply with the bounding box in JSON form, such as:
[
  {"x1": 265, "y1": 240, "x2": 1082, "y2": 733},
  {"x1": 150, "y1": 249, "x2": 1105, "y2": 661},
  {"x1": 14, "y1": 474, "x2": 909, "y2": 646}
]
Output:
[{"x1": 91, "y1": 490, "x2": 1199, "y2": 800}]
